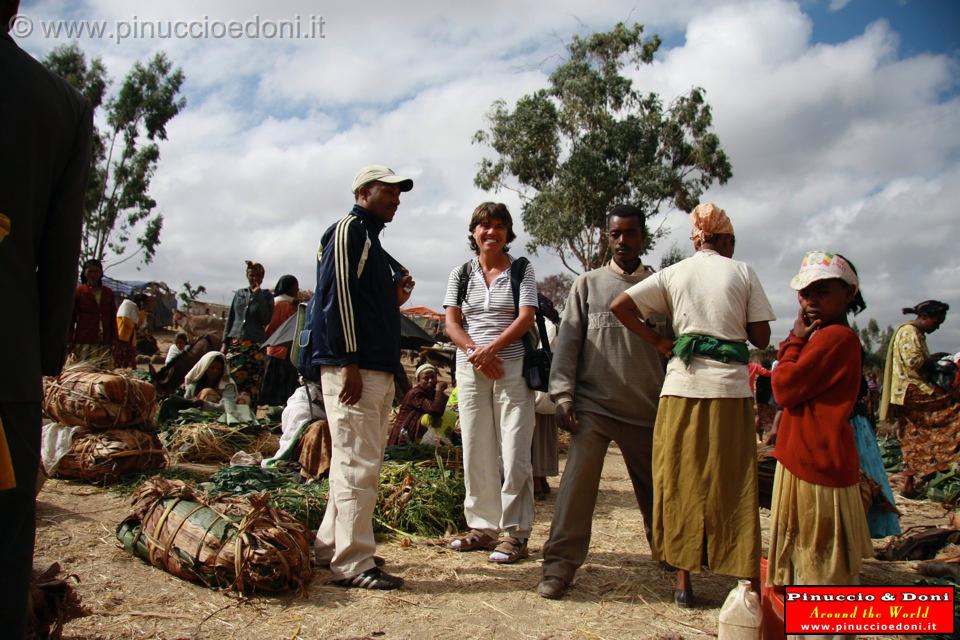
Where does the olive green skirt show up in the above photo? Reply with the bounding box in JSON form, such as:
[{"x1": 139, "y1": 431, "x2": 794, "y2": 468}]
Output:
[
  {"x1": 652, "y1": 395, "x2": 760, "y2": 577},
  {"x1": 767, "y1": 462, "x2": 873, "y2": 586}
]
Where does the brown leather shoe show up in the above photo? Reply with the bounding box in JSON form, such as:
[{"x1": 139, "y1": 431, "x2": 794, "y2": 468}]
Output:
[{"x1": 537, "y1": 575, "x2": 569, "y2": 600}]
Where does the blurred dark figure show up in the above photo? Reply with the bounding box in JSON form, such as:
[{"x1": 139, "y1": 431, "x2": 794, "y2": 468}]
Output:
[{"x1": 0, "y1": 2, "x2": 93, "y2": 636}]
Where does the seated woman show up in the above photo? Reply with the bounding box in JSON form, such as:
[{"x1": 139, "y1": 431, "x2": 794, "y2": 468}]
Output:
[
  {"x1": 165, "y1": 331, "x2": 189, "y2": 364},
  {"x1": 180, "y1": 352, "x2": 255, "y2": 424},
  {"x1": 387, "y1": 364, "x2": 449, "y2": 446}
]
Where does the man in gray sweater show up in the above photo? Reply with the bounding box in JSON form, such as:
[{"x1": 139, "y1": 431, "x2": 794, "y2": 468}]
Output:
[{"x1": 537, "y1": 205, "x2": 668, "y2": 600}]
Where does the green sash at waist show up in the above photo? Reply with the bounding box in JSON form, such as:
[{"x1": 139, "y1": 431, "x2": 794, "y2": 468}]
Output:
[{"x1": 672, "y1": 333, "x2": 749, "y2": 366}]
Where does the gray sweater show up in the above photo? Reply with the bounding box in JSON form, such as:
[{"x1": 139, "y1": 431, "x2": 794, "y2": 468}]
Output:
[{"x1": 549, "y1": 264, "x2": 668, "y2": 427}]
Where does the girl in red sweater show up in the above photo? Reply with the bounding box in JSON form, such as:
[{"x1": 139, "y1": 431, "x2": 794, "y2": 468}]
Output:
[{"x1": 767, "y1": 251, "x2": 873, "y2": 588}]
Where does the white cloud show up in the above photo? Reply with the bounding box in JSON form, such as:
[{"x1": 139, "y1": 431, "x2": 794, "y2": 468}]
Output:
[{"x1": 14, "y1": 0, "x2": 960, "y2": 353}]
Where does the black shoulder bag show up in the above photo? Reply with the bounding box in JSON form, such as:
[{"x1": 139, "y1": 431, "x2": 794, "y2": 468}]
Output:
[{"x1": 509, "y1": 257, "x2": 551, "y2": 391}]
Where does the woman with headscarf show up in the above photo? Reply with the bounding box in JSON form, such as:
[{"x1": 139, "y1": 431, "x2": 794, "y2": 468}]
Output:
[
  {"x1": 610, "y1": 202, "x2": 775, "y2": 608},
  {"x1": 182, "y1": 351, "x2": 251, "y2": 423},
  {"x1": 68, "y1": 258, "x2": 117, "y2": 368},
  {"x1": 879, "y1": 300, "x2": 958, "y2": 496},
  {"x1": 222, "y1": 261, "x2": 274, "y2": 406},
  {"x1": 387, "y1": 363, "x2": 449, "y2": 446},
  {"x1": 260, "y1": 275, "x2": 300, "y2": 407},
  {"x1": 114, "y1": 293, "x2": 145, "y2": 368}
]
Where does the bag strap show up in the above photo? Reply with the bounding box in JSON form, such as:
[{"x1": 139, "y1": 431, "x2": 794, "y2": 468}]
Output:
[
  {"x1": 455, "y1": 260, "x2": 473, "y2": 307},
  {"x1": 509, "y1": 258, "x2": 551, "y2": 355}
]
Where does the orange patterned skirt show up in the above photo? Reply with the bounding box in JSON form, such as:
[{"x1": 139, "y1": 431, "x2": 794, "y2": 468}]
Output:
[{"x1": 897, "y1": 385, "x2": 960, "y2": 477}]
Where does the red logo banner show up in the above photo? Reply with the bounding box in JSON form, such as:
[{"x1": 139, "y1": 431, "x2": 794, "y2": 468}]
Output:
[{"x1": 783, "y1": 586, "x2": 955, "y2": 635}]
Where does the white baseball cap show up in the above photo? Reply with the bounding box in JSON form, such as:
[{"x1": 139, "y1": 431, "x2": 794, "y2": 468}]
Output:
[
  {"x1": 351, "y1": 165, "x2": 413, "y2": 193},
  {"x1": 789, "y1": 250, "x2": 859, "y2": 291}
]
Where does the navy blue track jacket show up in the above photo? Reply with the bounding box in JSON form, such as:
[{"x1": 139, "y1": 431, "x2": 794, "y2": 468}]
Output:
[{"x1": 310, "y1": 205, "x2": 401, "y2": 373}]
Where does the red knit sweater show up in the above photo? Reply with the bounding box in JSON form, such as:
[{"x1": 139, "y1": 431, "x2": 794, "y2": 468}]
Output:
[{"x1": 772, "y1": 324, "x2": 862, "y2": 488}]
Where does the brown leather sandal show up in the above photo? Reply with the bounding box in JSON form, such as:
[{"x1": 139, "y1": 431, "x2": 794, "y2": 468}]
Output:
[
  {"x1": 488, "y1": 536, "x2": 529, "y2": 564},
  {"x1": 448, "y1": 529, "x2": 497, "y2": 552}
]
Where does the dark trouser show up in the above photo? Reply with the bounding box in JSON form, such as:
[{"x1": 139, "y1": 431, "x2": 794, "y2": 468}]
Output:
[
  {"x1": 541, "y1": 412, "x2": 654, "y2": 582},
  {"x1": 0, "y1": 403, "x2": 41, "y2": 640}
]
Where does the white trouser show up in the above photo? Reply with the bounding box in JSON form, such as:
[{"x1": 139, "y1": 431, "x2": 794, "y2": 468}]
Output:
[
  {"x1": 457, "y1": 358, "x2": 536, "y2": 538},
  {"x1": 314, "y1": 366, "x2": 394, "y2": 579}
]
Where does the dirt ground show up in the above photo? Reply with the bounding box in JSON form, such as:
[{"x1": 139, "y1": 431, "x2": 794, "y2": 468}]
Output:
[{"x1": 36, "y1": 442, "x2": 952, "y2": 640}]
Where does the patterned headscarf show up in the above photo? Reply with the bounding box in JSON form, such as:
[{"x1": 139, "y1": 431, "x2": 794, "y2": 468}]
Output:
[
  {"x1": 689, "y1": 202, "x2": 734, "y2": 243},
  {"x1": 415, "y1": 363, "x2": 438, "y2": 380}
]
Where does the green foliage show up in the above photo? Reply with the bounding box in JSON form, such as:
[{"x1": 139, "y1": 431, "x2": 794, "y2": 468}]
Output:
[
  {"x1": 659, "y1": 243, "x2": 689, "y2": 270},
  {"x1": 538, "y1": 273, "x2": 575, "y2": 310},
  {"x1": 43, "y1": 44, "x2": 186, "y2": 268},
  {"x1": 474, "y1": 23, "x2": 732, "y2": 273},
  {"x1": 178, "y1": 281, "x2": 207, "y2": 308},
  {"x1": 853, "y1": 318, "x2": 894, "y2": 369}
]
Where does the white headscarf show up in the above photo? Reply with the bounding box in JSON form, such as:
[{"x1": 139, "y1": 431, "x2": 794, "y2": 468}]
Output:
[{"x1": 184, "y1": 351, "x2": 231, "y2": 391}]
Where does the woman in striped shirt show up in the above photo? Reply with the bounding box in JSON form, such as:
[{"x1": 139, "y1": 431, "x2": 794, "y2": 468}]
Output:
[{"x1": 443, "y1": 202, "x2": 538, "y2": 564}]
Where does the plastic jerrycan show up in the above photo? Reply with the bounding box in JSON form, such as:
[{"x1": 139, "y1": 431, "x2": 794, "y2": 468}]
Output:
[{"x1": 718, "y1": 579, "x2": 762, "y2": 640}]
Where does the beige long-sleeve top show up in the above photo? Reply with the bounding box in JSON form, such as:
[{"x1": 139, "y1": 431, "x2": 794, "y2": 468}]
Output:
[{"x1": 549, "y1": 263, "x2": 668, "y2": 427}]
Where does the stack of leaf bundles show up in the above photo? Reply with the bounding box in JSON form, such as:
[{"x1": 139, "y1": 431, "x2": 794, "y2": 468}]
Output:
[
  {"x1": 43, "y1": 365, "x2": 165, "y2": 482},
  {"x1": 116, "y1": 477, "x2": 312, "y2": 593}
]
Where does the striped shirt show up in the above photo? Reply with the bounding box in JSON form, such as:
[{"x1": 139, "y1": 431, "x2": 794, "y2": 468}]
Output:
[{"x1": 443, "y1": 256, "x2": 538, "y2": 367}]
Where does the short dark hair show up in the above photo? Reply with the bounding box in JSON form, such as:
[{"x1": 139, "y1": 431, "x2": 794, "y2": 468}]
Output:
[
  {"x1": 606, "y1": 204, "x2": 649, "y2": 243},
  {"x1": 467, "y1": 202, "x2": 516, "y2": 254},
  {"x1": 80, "y1": 258, "x2": 103, "y2": 284},
  {"x1": 606, "y1": 204, "x2": 645, "y2": 227}
]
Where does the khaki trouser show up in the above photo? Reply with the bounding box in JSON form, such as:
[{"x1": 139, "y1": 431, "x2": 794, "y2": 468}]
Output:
[
  {"x1": 541, "y1": 412, "x2": 654, "y2": 582},
  {"x1": 314, "y1": 366, "x2": 394, "y2": 580},
  {"x1": 457, "y1": 358, "x2": 536, "y2": 538}
]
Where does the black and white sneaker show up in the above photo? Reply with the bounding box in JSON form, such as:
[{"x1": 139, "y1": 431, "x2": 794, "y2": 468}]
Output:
[{"x1": 333, "y1": 567, "x2": 404, "y2": 590}]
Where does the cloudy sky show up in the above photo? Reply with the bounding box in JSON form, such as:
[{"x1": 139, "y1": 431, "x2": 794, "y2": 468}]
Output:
[{"x1": 15, "y1": 0, "x2": 960, "y2": 352}]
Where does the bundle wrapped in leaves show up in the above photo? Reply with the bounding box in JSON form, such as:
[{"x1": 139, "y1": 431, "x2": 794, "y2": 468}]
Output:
[
  {"x1": 116, "y1": 477, "x2": 312, "y2": 593},
  {"x1": 55, "y1": 428, "x2": 166, "y2": 482},
  {"x1": 159, "y1": 423, "x2": 279, "y2": 463},
  {"x1": 43, "y1": 367, "x2": 157, "y2": 429}
]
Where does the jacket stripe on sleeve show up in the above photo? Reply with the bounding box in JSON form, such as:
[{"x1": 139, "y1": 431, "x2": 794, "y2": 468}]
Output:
[{"x1": 334, "y1": 215, "x2": 357, "y2": 353}]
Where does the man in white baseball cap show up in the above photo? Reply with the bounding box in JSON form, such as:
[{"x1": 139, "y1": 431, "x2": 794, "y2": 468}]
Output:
[
  {"x1": 309, "y1": 164, "x2": 416, "y2": 589},
  {"x1": 350, "y1": 165, "x2": 413, "y2": 195}
]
